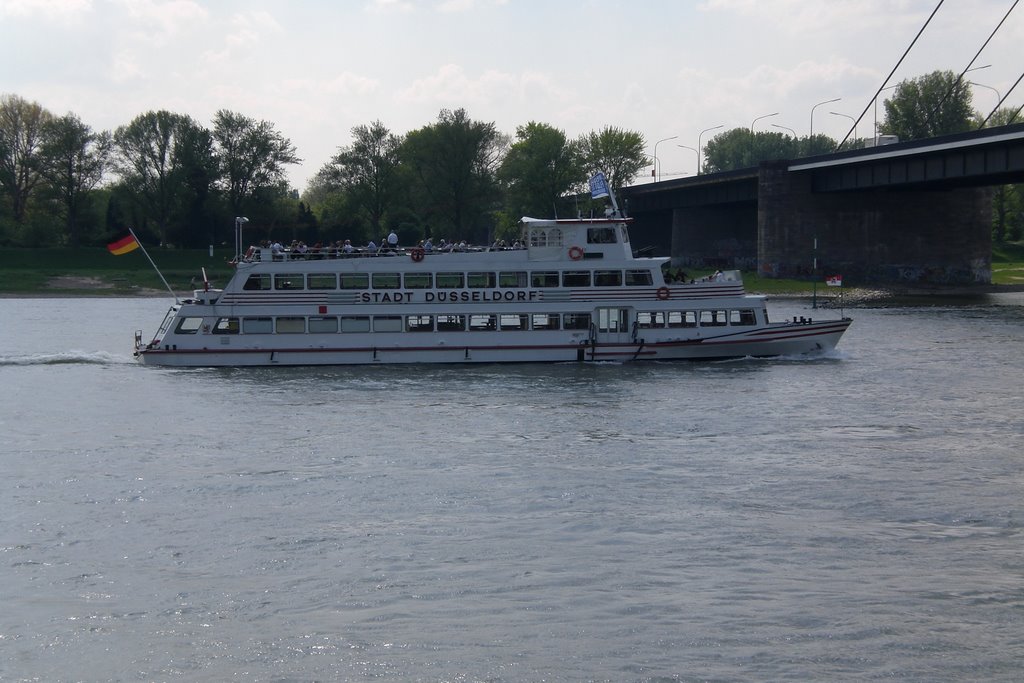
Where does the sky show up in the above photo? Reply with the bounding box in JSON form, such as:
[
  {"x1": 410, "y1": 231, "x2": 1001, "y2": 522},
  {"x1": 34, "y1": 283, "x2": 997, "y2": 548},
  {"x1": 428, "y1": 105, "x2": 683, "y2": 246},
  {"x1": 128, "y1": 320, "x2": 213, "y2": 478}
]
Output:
[{"x1": 2, "y1": 0, "x2": 1022, "y2": 192}]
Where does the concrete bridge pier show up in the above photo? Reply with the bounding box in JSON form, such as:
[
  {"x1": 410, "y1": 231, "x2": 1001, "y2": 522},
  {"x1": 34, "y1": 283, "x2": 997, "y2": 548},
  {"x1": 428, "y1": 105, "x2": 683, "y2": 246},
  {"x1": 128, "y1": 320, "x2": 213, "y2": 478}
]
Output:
[
  {"x1": 757, "y1": 162, "x2": 993, "y2": 285},
  {"x1": 670, "y1": 203, "x2": 757, "y2": 272}
]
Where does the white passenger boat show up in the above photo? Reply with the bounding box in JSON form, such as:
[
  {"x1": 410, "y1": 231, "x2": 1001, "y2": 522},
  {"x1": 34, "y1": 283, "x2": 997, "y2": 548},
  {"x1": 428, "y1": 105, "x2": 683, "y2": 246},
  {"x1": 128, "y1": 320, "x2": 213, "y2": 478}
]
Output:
[{"x1": 134, "y1": 214, "x2": 851, "y2": 367}]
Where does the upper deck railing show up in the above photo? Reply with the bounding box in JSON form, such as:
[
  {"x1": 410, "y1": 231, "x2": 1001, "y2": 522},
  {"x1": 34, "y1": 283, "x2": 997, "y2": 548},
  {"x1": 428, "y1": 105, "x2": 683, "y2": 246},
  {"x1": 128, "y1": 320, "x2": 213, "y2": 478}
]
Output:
[{"x1": 240, "y1": 244, "x2": 525, "y2": 263}]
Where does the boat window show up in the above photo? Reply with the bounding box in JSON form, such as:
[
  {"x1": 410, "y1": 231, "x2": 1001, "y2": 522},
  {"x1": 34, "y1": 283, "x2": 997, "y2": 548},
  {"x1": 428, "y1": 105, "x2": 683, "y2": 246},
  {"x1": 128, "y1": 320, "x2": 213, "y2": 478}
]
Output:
[
  {"x1": 468, "y1": 314, "x2": 497, "y2": 331},
  {"x1": 274, "y1": 274, "x2": 304, "y2": 290},
  {"x1": 468, "y1": 272, "x2": 496, "y2": 288},
  {"x1": 373, "y1": 315, "x2": 402, "y2": 332},
  {"x1": 372, "y1": 273, "x2": 400, "y2": 289},
  {"x1": 340, "y1": 316, "x2": 370, "y2": 333},
  {"x1": 406, "y1": 315, "x2": 433, "y2": 332},
  {"x1": 436, "y1": 272, "x2": 464, "y2": 288},
  {"x1": 563, "y1": 313, "x2": 591, "y2": 330},
  {"x1": 437, "y1": 314, "x2": 465, "y2": 331},
  {"x1": 499, "y1": 271, "x2": 528, "y2": 288},
  {"x1": 700, "y1": 310, "x2": 728, "y2": 326},
  {"x1": 625, "y1": 270, "x2": 653, "y2": 286},
  {"x1": 730, "y1": 309, "x2": 757, "y2": 326},
  {"x1": 499, "y1": 314, "x2": 529, "y2": 331},
  {"x1": 175, "y1": 317, "x2": 204, "y2": 334},
  {"x1": 307, "y1": 273, "x2": 337, "y2": 290},
  {"x1": 531, "y1": 313, "x2": 560, "y2": 330},
  {"x1": 531, "y1": 271, "x2": 559, "y2": 288},
  {"x1": 637, "y1": 312, "x2": 665, "y2": 328},
  {"x1": 667, "y1": 311, "x2": 698, "y2": 328},
  {"x1": 587, "y1": 227, "x2": 617, "y2": 244},
  {"x1": 276, "y1": 316, "x2": 305, "y2": 333},
  {"x1": 212, "y1": 317, "x2": 239, "y2": 334},
  {"x1": 340, "y1": 273, "x2": 369, "y2": 290},
  {"x1": 528, "y1": 227, "x2": 564, "y2": 247},
  {"x1": 308, "y1": 316, "x2": 338, "y2": 333},
  {"x1": 242, "y1": 317, "x2": 273, "y2": 334},
  {"x1": 242, "y1": 274, "x2": 272, "y2": 291},
  {"x1": 404, "y1": 273, "x2": 433, "y2": 289},
  {"x1": 594, "y1": 270, "x2": 622, "y2": 286},
  {"x1": 562, "y1": 271, "x2": 591, "y2": 287}
]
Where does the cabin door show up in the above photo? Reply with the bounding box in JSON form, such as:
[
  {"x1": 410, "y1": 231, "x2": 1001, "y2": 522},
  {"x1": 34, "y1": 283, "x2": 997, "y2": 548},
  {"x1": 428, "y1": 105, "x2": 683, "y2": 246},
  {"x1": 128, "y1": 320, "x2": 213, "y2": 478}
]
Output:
[{"x1": 595, "y1": 307, "x2": 632, "y2": 345}]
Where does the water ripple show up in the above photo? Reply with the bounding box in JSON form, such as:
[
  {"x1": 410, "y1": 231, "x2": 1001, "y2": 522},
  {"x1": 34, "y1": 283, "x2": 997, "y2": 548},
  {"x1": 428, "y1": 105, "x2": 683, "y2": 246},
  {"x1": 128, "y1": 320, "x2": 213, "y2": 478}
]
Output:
[{"x1": 0, "y1": 351, "x2": 128, "y2": 366}]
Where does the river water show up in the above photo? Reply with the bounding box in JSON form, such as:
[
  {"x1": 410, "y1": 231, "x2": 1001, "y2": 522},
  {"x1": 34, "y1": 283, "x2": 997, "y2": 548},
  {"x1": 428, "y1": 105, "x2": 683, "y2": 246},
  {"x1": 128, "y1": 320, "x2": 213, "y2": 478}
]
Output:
[{"x1": 1, "y1": 295, "x2": 1023, "y2": 682}]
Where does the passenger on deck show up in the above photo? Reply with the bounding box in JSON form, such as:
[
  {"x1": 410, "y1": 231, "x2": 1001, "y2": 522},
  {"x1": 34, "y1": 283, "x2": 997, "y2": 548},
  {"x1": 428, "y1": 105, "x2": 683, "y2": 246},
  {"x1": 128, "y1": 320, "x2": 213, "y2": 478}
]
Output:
[
  {"x1": 423, "y1": 238, "x2": 433, "y2": 252},
  {"x1": 366, "y1": 239, "x2": 377, "y2": 253},
  {"x1": 342, "y1": 239, "x2": 354, "y2": 254},
  {"x1": 387, "y1": 230, "x2": 399, "y2": 251}
]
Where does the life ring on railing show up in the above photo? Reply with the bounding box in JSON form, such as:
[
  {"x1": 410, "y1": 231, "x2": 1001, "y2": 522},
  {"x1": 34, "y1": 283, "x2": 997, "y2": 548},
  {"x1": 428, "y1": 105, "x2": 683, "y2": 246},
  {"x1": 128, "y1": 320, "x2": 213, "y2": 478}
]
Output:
[
  {"x1": 410, "y1": 247, "x2": 425, "y2": 262},
  {"x1": 568, "y1": 246, "x2": 584, "y2": 261},
  {"x1": 244, "y1": 246, "x2": 255, "y2": 261},
  {"x1": 656, "y1": 286, "x2": 671, "y2": 300}
]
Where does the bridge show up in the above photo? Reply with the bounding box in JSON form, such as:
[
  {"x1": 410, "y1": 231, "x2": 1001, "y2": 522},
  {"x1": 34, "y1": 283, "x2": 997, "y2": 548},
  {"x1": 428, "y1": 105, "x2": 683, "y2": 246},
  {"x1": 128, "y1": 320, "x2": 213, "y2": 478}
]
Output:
[{"x1": 619, "y1": 122, "x2": 1024, "y2": 284}]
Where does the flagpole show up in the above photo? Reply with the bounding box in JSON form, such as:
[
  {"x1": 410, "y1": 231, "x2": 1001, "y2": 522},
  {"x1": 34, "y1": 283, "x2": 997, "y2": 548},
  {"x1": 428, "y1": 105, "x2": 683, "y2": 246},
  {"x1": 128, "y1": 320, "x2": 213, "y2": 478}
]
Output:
[
  {"x1": 812, "y1": 236, "x2": 818, "y2": 309},
  {"x1": 129, "y1": 228, "x2": 179, "y2": 304}
]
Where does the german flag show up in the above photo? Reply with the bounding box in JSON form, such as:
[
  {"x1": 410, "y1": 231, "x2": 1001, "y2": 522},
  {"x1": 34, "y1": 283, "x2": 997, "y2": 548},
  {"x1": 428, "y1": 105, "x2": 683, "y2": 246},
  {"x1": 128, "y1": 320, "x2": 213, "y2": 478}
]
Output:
[{"x1": 107, "y1": 233, "x2": 140, "y2": 256}]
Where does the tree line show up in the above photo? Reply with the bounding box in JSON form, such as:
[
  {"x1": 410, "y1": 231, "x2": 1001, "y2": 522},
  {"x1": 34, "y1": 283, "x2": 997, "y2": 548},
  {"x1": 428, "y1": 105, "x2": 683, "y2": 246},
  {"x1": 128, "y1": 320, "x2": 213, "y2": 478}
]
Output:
[
  {"x1": 0, "y1": 96, "x2": 301, "y2": 249},
  {"x1": 1, "y1": 69, "x2": 1020, "y2": 251},
  {"x1": 0, "y1": 96, "x2": 649, "y2": 251},
  {"x1": 304, "y1": 111, "x2": 650, "y2": 248}
]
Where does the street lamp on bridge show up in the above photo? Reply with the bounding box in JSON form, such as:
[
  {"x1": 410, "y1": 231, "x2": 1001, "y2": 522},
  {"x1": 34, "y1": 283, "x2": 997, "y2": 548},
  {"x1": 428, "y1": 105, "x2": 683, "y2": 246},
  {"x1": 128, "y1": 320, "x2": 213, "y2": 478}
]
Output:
[
  {"x1": 652, "y1": 135, "x2": 678, "y2": 182},
  {"x1": 968, "y1": 80, "x2": 1003, "y2": 108},
  {"x1": 771, "y1": 123, "x2": 797, "y2": 138},
  {"x1": 677, "y1": 144, "x2": 698, "y2": 176},
  {"x1": 831, "y1": 111, "x2": 857, "y2": 144},
  {"x1": 810, "y1": 97, "x2": 840, "y2": 138},
  {"x1": 697, "y1": 125, "x2": 723, "y2": 175},
  {"x1": 750, "y1": 112, "x2": 779, "y2": 133}
]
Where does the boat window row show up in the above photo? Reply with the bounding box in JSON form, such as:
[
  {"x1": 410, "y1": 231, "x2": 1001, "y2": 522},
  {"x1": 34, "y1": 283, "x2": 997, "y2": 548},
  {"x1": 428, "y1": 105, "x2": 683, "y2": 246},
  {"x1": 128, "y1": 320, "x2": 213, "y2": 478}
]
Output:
[
  {"x1": 174, "y1": 308, "x2": 760, "y2": 336},
  {"x1": 637, "y1": 309, "x2": 759, "y2": 328},
  {"x1": 524, "y1": 224, "x2": 627, "y2": 247},
  {"x1": 242, "y1": 269, "x2": 655, "y2": 291},
  {"x1": 177, "y1": 313, "x2": 593, "y2": 335}
]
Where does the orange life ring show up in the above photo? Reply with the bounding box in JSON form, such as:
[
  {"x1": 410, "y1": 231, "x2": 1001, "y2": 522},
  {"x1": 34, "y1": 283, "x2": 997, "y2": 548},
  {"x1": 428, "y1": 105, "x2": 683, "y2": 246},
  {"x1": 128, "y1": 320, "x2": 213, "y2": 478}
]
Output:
[
  {"x1": 656, "y1": 286, "x2": 670, "y2": 300},
  {"x1": 568, "y1": 246, "x2": 584, "y2": 261},
  {"x1": 410, "y1": 247, "x2": 425, "y2": 262},
  {"x1": 244, "y1": 246, "x2": 255, "y2": 261}
]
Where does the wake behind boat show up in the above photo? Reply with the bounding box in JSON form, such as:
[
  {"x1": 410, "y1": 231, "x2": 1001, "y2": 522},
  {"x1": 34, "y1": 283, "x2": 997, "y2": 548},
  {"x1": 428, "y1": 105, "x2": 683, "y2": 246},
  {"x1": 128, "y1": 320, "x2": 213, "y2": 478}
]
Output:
[{"x1": 133, "y1": 203, "x2": 851, "y2": 367}]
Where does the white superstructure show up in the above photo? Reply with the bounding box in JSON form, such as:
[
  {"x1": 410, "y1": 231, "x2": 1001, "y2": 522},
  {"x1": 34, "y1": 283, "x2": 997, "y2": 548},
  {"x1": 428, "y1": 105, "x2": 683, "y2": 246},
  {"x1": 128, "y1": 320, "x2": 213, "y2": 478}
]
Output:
[{"x1": 134, "y1": 216, "x2": 851, "y2": 366}]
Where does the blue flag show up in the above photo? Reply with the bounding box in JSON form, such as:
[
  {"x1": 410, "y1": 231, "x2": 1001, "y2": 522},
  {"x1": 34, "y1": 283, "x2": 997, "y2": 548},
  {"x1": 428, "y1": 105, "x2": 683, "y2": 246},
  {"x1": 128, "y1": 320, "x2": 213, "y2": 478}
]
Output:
[{"x1": 589, "y1": 172, "x2": 610, "y2": 199}]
